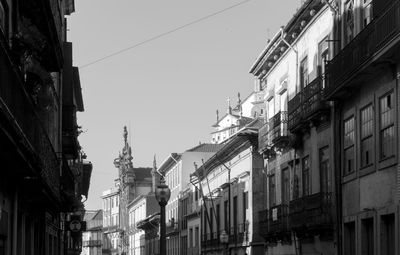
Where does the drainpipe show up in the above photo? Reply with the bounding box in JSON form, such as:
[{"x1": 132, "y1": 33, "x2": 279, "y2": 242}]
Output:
[{"x1": 280, "y1": 27, "x2": 298, "y2": 93}]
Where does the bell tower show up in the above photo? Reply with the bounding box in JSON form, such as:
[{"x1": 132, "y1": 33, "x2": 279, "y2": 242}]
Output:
[{"x1": 113, "y1": 126, "x2": 135, "y2": 254}]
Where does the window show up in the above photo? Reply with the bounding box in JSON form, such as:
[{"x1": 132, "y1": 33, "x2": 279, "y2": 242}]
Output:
[
  {"x1": 216, "y1": 204, "x2": 220, "y2": 234},
  {"x1": 302, "y1": 156, "x2": 310, "y2": 196},
  {"x1": 195, "y1": 227, "x2": 199, "y2": 247},
  {"x1": 293, "y1": 162, "x2": 300, "y2": 199},
  {"x1": 381, "y1": 214, "x2": 395, "y2": 255},
  {"x1": 360, "y1": 105, "x2": 374, "y2": 167},
  {"x1": 344, "y1": 116, "x2": 355, "y2": 175},
  {"x1": 344, "y1": 221, "x2": 356, "y2": 255},
  {"x1": 269, "y1": 174, "x2": 276, "y2": 207},
  {"x1": 189, "y1": 228, "x2": 193, "y2": 247},
  {"x1": 224, "y1": 200, "x2": 228, "y2": 232},
  {"x1": 243, "y1": 192, "x2": 248, "y2": 223},
  {"x1": 318, "y1": 37, "x2": 329, "y2": 79},
  {"x1": 361, "y1": 218, "x2": 374, "y2": 255},
  {"x1": 210, "y1": 207, "x2": 213, "y2": 233},
  {"x1": 362, "y1": 0, "x2": 373, "y2": 28},
  {"x1": 300, "y1": 57, "x2": 309, "y2": 89},
  {"x1": 282, "y1": 168, "x2": 290, "y2": 204},
  {"x1": 320, "y1": 146, "x2": 331, "y2": 193},
  {"x1": 195, "y1": 189, "x2": 198, "y2": 201},
  {"x1": 380, "y1": 92, "x2": 395, "y2": 159},
  {"x1": 233, "y1": 196, "x2": 238, "y2": 234}
]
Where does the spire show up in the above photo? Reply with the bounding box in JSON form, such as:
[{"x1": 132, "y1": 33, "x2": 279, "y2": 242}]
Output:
[
  {"x1": 123, "y1": 126, "x2": 128, "y2": 145},
  {"x1": 237, "y1": 92, "x2": 242, "y2": 118},
  {"x1": 153, "y1": 154, "x2": 157, "y2": 170},
  {"x1": 227, "y1": 97, "x2": 232, "y2": 114},
  {"x1": 216, "y1": 109, "x2": 219, "y2": 123},
  {"x1": 151, "y1": 154, "x2": 159, "y2": 193}
]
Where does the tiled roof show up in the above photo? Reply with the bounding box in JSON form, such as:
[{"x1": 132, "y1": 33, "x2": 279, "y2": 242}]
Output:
[{"x1": 186, "y1": 143, "x2": 223, "y2": 153}]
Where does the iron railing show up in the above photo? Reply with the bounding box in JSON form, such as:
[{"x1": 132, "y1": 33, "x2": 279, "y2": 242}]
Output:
[
  {"x1": 289, "y1": 192, "x2": 333, "y2": 230},
  {"x1": 303, "y1": 76, "x2": 327, "y2": 119},
  {"x1": 0, "y1": 32, "x2": 60, "y2": 199},
  {"x1": 270, "y1": 111, "x2": 288, "y2": 143},
  {"x1": 288, "y1": 91, "x2": 303, "y2": 131},
  {"x1": 325, "y1": 0, "x2": 400, "y2": 97}
]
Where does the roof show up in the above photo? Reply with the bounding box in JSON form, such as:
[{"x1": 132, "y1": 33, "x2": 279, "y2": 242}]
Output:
[
  {"x1": 186, "y1": 143, "x2": 223, "y2": 153},
  {"x1": 84, "y1": 210, "x2": 102, "y2": 221},
  {"x1": 195, "y1": 118, "x2": 262, "y2": 178},
  {"x1": 249, "y1": 0, "x2": 325, "y2": 76},
  {"x1": 158, "y1": 153, "x2": 182, "y2": 174}
]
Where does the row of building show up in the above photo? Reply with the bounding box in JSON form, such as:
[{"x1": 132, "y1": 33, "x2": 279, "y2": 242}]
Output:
[
  {"x1": 83, "y1": 0, "x2": 400, "y2": 254},
  {"x1": 0, "y1": 0, "x2": 93, "y2": 255}
]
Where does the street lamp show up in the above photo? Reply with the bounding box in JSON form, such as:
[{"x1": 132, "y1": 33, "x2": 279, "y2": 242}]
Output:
[
  {"x1": 155, "y1": 177, "x2": 171, "y2": 255},
  {"x1": 219, "y1": 230, "x2": 229, "y2": 255}
]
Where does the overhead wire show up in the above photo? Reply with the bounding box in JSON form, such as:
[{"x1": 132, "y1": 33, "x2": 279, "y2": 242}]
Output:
[{"x1": 79, "y1": 0, "x2": 252, "y2": 69}]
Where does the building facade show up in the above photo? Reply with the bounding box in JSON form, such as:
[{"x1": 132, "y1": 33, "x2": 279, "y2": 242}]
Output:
[
  {"x1": 102, "y1": 188, "x2": 120, "y2": 255},
  {"x1": 128, "y1": 194, "x2": 159, "y2": 255},
  {"x1": 326, "y1": 0, "x2": 400, "y2": 254},
  {"x1": 194, "y1": 120, "x2": 264, "y2": 255},
  {"x1": 158, "y1": 144, "x2": 222, "y2": 255},
  {"x1": 0, "y1": 0, "x2": 92, "y2": 255},
  {"x1": 250, "y1": 1, "x2": 337, "y2": 254},
  {"x1": 185, "y1": 185, "x2": 201, "y2": 255},
  {"x1": 82, "y1": 210, "x2": 103, "y2": 255}
]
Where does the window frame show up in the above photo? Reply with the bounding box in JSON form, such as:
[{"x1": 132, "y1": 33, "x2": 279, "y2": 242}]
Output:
[
  {"x1": 343, "y1": 115, "x2": 356, "y2": 178},
  {"x1": 377, "y1": 89, "x2": 397, "y2": 170},
  {"x1": 359, "y1": 103, "x2": 375, "y2": 174},
  {"x1": 302, "y1": 156, "x2": 310, "y2": 197}
]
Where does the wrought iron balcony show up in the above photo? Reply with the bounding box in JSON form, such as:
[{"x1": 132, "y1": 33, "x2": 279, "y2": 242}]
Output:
[
  {"x1": 302, "y1": 76, "x2": 329, "y2": 122},
  {"x1": 0, "y1": 33, "x2": 60, "y2": 201},
  {"x1": 270, "y1": 111, "x2": 289, "y2": 149},
  {"x1": 289, "y1": 192, "x2": 333, "y2": 235},
  {"x1": 325, "y1": 0, "x2": 400, "y2": 99},
  {"x1": 83, "y1": 240, "x2": 102, "y2": 247},
  {"x1": 258, "y1": 122, "x2": 270, "y2": 153},
  {"x1": 288, "y1": 91, "x2": 303, "y2": 132},
  {"x1": 258, "y1": 204, "x2": 290, "y2": 242}
]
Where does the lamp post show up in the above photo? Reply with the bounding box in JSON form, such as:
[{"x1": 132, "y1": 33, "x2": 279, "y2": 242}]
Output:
[
  {"x1": 155, "y1": 177, "x2": 171, "y2": 255},
  {"x1": 219, "y1": 230, "x2": 229, "y2": 255}
]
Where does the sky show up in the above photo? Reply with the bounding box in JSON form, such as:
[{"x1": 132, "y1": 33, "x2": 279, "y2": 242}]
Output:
[{"x1": 67, "y1": 0, "x2": 301, "y2": 210}]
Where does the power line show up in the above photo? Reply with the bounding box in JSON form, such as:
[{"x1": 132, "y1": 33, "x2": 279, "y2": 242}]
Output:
[{"x1": 80, "y1": 0, "x2": 252, "y2": 69}]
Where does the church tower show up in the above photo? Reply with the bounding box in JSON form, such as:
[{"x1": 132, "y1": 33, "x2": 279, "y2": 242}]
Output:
[{"x1": 113, "y1": 126, "x2": 135, "y2": 254}]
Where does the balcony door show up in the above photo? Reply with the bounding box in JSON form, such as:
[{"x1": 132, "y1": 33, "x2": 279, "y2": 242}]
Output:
[
  {"x1": 320, "y1": 146, "x2": 331, "y2": 194},
  {"x1": 282, "y1": 168, "x2": 290, "y2": 205}
]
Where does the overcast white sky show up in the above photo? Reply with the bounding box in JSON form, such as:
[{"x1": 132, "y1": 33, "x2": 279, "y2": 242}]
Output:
[{"x1": 67, "y1": 0, "x2": 301, "y2": 210}]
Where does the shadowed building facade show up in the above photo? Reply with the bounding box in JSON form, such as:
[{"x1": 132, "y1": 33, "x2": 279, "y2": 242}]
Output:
[{"x1": 0, "y1": 0, "x2": 92, "y2": 254}]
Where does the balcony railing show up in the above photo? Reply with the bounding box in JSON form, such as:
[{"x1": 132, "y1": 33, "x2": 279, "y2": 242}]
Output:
[
  {"x1": 258, "y1": 122, "x2": 270, "y2": 153},
  {"x1": 302, "y1": 76, "x2": 328, "y2": 120},
  {"x1": 270, "y1": 111, "x2": 289, "y2": 148},
  {"x1": 83, "y1": 240, "x2": 102, "y2": 247},
  {"x1": 258, "y1": 204, "x2": 290, "y2": 241},
  {"x1": 289, "y1": 192, "x2": 333, "y2": 232},
  {"x1": 0, "y1": 33, "x2": 60, "y2": 200},
  {"x1": 288, "y1": 91, "x2": 303, "y2": 132},
  {"x1": 325, "y1": 0, "x2": 400, "y2": 98},
  {"x1": 288, "y1": 77, "x2": 328, "y2": 133}
]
